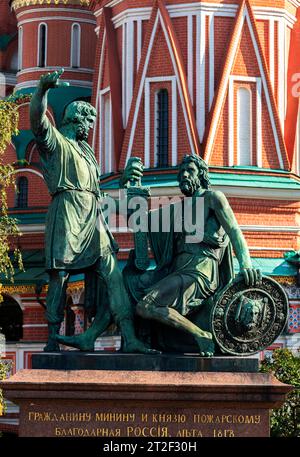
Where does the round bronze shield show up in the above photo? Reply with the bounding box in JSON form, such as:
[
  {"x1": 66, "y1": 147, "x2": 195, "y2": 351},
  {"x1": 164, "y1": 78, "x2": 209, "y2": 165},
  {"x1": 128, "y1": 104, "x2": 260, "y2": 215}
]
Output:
[{"x1": 211, "y1": 275, "x2": 289, "y2": 356}]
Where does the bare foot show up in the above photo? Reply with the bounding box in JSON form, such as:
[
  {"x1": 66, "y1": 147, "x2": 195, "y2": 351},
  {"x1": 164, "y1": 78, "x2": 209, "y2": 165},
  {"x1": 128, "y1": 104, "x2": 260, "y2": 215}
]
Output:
[
  {"x1": 56, "y1": 334, "x2": 94, "y2": 351},
  {"x1": 44, "y1": 340, "x2": 60, "y2": 352},
  {"x1": 195, "y1": 333, "x2": 215, "y2": 357},
  {"x1": 122, "y1": 339, "x2": 161, "y2": 355}
]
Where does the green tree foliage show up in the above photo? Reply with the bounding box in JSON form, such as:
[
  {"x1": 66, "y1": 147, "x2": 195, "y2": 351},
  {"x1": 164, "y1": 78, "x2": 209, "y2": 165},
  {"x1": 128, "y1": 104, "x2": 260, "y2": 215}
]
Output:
[
  {"x1": 0, "y1": 95, "x2": 23, "y2": 418},
  {"x1": 0, "y1": 96, "x2": 22, "y2": 290},
  {"x1": 0, "y1": 359, "x2": 10, "y2": 416},
  {"x1": 260, "y1": 348, "x2": 300, "y2": 437}
]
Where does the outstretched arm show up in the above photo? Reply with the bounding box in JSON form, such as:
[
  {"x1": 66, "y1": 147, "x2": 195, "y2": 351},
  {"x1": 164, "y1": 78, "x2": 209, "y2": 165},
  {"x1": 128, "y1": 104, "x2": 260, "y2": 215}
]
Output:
[
  {"x1": 30, "y1": 69, "x2": 69, "y2": 136},
  {"x1": 212, "y1": 191, "x2": 261, "y2": 285}
]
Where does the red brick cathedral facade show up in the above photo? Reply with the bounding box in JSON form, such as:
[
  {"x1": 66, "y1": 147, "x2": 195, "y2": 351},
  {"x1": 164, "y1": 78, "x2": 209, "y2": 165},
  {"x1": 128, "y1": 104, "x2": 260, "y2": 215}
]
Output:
[{"x1": 1, "y1": 0, "x2": 300, "y2": 432}]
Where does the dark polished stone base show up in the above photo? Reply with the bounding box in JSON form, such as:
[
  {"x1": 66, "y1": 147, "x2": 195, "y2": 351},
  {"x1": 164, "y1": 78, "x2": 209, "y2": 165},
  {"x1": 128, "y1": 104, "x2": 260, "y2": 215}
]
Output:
[{"x1": 32, "y1": 351, "x2": 259, "y2": 372}]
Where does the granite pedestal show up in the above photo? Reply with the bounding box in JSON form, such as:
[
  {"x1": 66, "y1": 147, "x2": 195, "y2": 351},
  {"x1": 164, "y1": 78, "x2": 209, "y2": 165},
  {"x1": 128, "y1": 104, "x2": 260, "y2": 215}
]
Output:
[
  {"x1": 32, "y1": 352, "x2": 259, "y2": 372},
  {"x1": 0, "y1": 354, "x2": 292, "y2": 437}
]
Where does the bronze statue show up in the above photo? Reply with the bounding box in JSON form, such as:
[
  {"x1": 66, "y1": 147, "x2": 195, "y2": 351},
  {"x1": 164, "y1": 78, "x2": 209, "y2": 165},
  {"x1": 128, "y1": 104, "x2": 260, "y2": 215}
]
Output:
[
  {"x1": 31, "y1": 69, "x2": 288, "y2": 357},
  {"x1": 123, "y1": 155, "x2": 262, "y2": 356},
  {"x1": 30, "y1": 69, "x2": 156, "y2": 354},
  {"x1": 58, "y1": 152, "x2": 288, "y2": 357}
]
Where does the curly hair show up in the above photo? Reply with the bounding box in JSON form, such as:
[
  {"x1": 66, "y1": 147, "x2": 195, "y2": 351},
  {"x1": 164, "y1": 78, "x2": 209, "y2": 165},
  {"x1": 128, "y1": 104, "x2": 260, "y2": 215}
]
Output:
[
  {"x1": 178, "y1": 154, "x2": 211, "y2": 189},
  {"x1": 62, "y1": 101, "x2": 97, "y2": 126}
]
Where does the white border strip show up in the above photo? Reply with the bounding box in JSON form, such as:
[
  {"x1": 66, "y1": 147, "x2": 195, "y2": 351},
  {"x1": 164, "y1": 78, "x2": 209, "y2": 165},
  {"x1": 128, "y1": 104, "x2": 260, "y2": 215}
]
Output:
[
  {"x1": 209, "y1": 13, "x2": 215, "y2": 111},
  {"x1": 126, "y1": 20, "x2": 134, "y2": 123},
  {"x1": 269, "y1": 19, "x2": 275, "y2": 90},
  {"x1": 196, "y1": 13, "x2": 206, "y2": 142},
  {"x1": 187, "y1": 14, "x2": 193, "y2": 104}
]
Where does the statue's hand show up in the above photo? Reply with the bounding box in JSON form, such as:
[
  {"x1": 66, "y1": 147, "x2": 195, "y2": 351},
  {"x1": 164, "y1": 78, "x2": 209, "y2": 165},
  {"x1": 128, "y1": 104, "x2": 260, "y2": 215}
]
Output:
[
  {"x1": 239, "y1": 268, "x2": 262, "y2": 287},
  {"x1": 120, "y1": 157, "x2": 144, "y2": 188},
  {"x1": 38, "y1": 69, "x2": 69, "y2": 92}
]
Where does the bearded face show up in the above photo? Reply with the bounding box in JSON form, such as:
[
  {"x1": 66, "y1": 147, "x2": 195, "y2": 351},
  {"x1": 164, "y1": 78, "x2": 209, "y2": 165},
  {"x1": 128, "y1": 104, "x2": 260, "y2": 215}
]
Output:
[
  {"x1": 178, "y1": 161, "x2": 202, "y2": 196},
  {"x1": 75, "y1": 115, "x2": 96, "y2": 141},
  {"x1": 76, "y1": 122, "x2": 90, "y2": 141}
]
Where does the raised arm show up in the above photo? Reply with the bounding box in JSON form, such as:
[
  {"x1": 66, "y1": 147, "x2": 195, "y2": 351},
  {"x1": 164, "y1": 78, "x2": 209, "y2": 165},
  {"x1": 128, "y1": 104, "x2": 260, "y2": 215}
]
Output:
[
  {"x1": 30, "y1": 69, "x2": 69, "y2": 136},
  {"x1": 211, "y1": 191, "x2": 261, "y2": 286}
]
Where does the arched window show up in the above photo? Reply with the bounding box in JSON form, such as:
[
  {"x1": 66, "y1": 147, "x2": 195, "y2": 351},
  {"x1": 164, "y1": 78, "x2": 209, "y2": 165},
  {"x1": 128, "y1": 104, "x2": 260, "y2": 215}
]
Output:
[
  {"x1": 237, "y1": 87, "x2": 252, "y2": 166},
  {"x1": 155, "y1": 89, "x2": 169, "y2": 167},
  {"x1": 18, "y1": 26, "x2": 23, "y2": 71},
  {"x1": 71, "y1": 23, "x2": 81, "y2": 68},
  {"x1": 38, "y1": 23, "x2": 47, "y2": 67},
  {"x1": 15, "y1": 176, "x2": 28, "y2": 208},
  {"x1": 0, "y1": 296, "x2": 23, "y2": 342}
]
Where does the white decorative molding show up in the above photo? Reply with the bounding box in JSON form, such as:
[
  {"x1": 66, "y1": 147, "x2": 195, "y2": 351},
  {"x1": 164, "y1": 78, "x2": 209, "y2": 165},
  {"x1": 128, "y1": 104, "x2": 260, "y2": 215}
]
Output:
[
  {"x1": 19, "y1": 16, "x2": 96, "y2": 26},
  {"x1": 70, "y1": 23, "x2": 81, "y2": 68},
  {"x1": 22, "y1": 324, "x2": 48, "y2": 328},
  {"x1": 15, "y1": 79, "x2": 93, "y2": 90},
  {"x1": 137, "y1": 19, "x2": 142, "y2": 71},
  {"x1": 277, "y1": 19, "x2": 286, "y2": 132},
  {"x1": 196, "y1": 13, "x2": 206, "y2": 142},
  {"x1": 18, "y1": 224, "x2": 45, "y2": 234},
  {"x1": 187, "y1": 14, "x2": 193, "y2": 104},
  {"x1": 17, "y1": 66, "x2": 94, "y2": 75},
  {"x1": 106, "y1": 185, "x2": 300, "y2": 201},
  {"x1": 269, "y1": 19, "x2": 275, "y2": 90},
  {"x1": 256, "y1": 78, "x2": 262, "y2": 168},
  {"x1": 125, "y1": 19, "x2": 134, "y2": 124},
  {"x1": 228, "y1": 76, "x2": 234, "y2": 167},
  {"x1": 12, "y1": 168, "x2": 44, "y2": 179},
  {"x1": 253, "y1": 7, "x2": 297, "y2": 28},
  {"x1": 99, "y1": 86, "x2": 111, "y2": 174},
  {"x1": 94, "y1": 0, "x2": 124, "y2": 17},
  {"x1": 16, "y1": 7, "x2": 95, "y2": 19},
  {"x1": 240, "y1": 225, "x2": 300, "y2": 233},
  {"x1": 237, "y1": 86, "x2": 252, "y2": 166},
  {"x1": 37, "y1": 22, "x2": 47, "y2": 68},
  {"x1": 122, "y1": 23, "x2": 126, "y2": 127},
  {"x1": 103, "y1": 3, "x2": 298, "y2": 30},
  {"x1": 209, "y1": 13, "x2": 214, "y2": 111},
  {"x1": 93, "y1": 31, "x2": 106, "y2": 154},
  {"x1": 0, "y1": 73, "x2": 17, "y2": 86},
  {"x1": 18, "y1": 26, "x2": 23, "y2": 71}
]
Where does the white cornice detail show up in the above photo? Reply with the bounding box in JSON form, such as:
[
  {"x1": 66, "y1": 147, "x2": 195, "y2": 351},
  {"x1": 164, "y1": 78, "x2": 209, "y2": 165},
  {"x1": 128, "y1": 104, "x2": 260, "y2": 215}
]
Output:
[
  {"x1": 287, "y1": 0, "x2": 300, "y2": 9},
  {"x1": 13, "y1": 168, "x2": 44, "y2": 179},
  {"x1": 96, "y1": 3, "x2": 298, "y2": 29},
  {"x1": 240, "y1": 225, "x2": 300, "y2": 233},
  {"x1": 19, "y1": 16, "x2": 96, "y2": 26},
  {"x1": 16, "y1": 7, "x2": 94, "y2": 19},
  {"x1": 15, "y1": 79, "x2": 93, "y2": 90},
  {"x1": 94, "y1": 0, "x2": 124, "y2": 16},
  {"x1": 0, "y1": 73, "x2": 17, "y2": 85},
  {"x1": 16, "y1": 221, "x2": 300, "y2": 234},
  {"x1": 22, "y1": 324, "x2": 48, "y2": 328},
  {"x1": 253, "y1": 7, "x2": 296, "y2": 27},
  {"x1": 18, "y1": 224, "x2": 45, "y2": 234},
  {"x1": 105, "y1": 185, "x2": 300, "y2": 201},
  {"x1": 18, "y1": 66, "x2": 94, "y2": 76}
]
